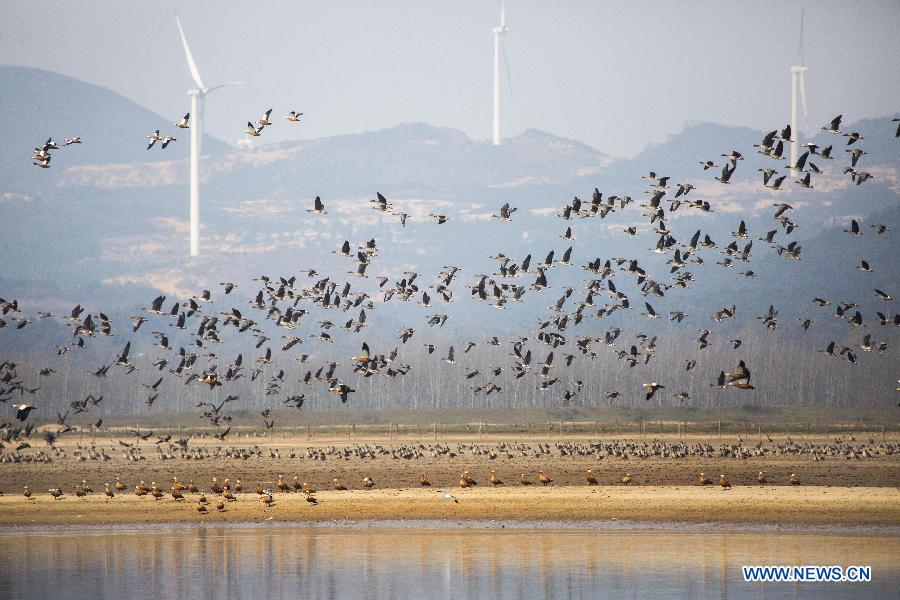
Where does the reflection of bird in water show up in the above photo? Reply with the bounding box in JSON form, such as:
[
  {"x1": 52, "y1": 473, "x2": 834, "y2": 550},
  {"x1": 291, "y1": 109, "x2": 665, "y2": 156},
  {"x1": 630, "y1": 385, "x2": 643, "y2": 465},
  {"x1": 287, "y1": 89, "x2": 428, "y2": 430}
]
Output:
[{"x1": 719, "y1": 474, "x2": 731, "y2": 490}]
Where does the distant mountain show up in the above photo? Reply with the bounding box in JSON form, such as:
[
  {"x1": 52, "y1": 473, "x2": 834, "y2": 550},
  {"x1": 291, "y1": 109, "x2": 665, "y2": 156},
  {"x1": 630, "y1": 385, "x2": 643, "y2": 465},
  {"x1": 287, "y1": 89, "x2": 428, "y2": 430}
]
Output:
[{"x1": 0, "y1": 66, "x2": 230, "y2": 194}]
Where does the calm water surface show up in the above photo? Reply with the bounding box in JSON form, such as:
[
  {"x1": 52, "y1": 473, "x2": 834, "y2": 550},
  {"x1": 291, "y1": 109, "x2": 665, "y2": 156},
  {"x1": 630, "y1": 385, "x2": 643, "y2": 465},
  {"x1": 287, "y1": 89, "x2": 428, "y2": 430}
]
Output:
[{"x1": 1, "y1": 523, "x2": 898, "y2": 599}]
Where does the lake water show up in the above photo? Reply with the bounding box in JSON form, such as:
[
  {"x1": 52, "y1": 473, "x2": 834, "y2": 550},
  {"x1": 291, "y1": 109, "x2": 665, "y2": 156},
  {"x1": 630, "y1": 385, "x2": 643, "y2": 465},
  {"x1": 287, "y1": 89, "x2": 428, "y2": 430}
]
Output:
[{"x1": 1, "y1": 522, "x2": 898, "y2": 599}]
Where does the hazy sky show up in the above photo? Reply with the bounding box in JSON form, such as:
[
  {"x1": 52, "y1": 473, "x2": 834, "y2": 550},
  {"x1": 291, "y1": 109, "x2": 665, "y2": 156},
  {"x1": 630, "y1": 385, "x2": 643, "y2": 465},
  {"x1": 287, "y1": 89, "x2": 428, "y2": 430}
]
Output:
[{"x1": 2, "y1": 1, "x2": 898, "y2": 157}]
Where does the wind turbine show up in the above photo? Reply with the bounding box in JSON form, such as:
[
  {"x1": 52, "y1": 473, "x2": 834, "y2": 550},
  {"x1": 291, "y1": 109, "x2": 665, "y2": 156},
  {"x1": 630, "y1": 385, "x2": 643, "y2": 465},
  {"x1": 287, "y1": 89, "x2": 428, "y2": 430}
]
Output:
[
  {"x1": 175, "y1": 16, "x2": 241, "y2": 257},
  {"x1": 491, "y1": 0, "x2": 508, "y2": 146},
  {"x1": 789, "y1": 8, "x2": 808, "y2": 171}
]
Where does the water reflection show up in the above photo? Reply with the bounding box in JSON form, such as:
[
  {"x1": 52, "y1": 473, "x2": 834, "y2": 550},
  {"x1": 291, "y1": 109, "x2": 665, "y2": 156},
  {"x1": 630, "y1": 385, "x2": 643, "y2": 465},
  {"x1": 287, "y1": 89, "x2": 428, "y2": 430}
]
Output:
[{"x1": 1, "y1": 525, "x2": 898, "y2": 599}]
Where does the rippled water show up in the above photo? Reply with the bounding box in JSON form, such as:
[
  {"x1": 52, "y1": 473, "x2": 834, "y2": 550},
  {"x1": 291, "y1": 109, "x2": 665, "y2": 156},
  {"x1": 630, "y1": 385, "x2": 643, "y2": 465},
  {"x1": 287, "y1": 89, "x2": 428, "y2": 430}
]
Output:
[{"x1": 1, "y1": 523, "x2": 898, "y2": 599}]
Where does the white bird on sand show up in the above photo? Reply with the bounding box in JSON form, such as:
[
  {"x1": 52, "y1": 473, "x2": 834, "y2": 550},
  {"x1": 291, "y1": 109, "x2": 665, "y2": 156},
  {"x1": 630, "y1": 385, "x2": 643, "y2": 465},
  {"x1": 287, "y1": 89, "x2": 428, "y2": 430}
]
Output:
[{"x1": 440, "y1": 491, "x2": 459, "y2": 503}]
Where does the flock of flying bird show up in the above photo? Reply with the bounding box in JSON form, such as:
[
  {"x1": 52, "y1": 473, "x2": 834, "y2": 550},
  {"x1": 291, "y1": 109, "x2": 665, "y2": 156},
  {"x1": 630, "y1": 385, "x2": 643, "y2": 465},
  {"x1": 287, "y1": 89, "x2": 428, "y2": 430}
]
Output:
[
  {"x1": 6, "y1": 110, "x2": 899, "y2": 446},
  {"x1": 31, "y1": 106, "x2": 305, "y2": 168}
]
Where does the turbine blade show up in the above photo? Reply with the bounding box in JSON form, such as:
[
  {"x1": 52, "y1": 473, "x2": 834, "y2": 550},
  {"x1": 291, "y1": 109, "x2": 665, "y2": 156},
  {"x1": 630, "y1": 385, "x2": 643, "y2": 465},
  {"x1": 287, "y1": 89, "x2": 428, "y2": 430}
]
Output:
[
  {"x1": 204, "y1": 81, "x2": 243, "y2": 95},
  {"x1": 501, "y1": 38, "x2": 512, "y2": 96},
  {"x1": 176, "y1": 17, "x2": 206, "y2": 91},
  {"x1": 798, "y1": 7, "x2": 805, "y2": 66},
  {"x1": 500, "y1": 0, "x2": 507, "y2": 28}
]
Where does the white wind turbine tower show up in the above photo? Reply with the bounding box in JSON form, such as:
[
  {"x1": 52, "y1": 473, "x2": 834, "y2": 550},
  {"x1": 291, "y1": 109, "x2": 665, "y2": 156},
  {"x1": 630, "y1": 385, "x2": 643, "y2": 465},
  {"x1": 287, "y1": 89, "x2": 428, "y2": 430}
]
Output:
[
  {"x1": 176, "y1": 17, "x2": 241, "y2": 257},
  {"x1": 492, "y1": 0, "x2": 508, "y2": 146},
  {"x1": 789, "y1": 9, "x2": 808, "y2": 171}
]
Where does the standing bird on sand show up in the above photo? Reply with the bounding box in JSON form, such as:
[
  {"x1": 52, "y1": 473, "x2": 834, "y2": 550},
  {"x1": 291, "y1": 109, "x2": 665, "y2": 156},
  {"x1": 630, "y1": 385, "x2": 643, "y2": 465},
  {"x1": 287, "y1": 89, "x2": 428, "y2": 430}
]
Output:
[
  {"x1": 790, "y1": 473, "x2": 800, "y2": 485},
  {"x1": 585, "y1": 470, "x2": 598, "y2": 485},
  {"x1": 104, "y1": 483, "x2": 115, "y2": 498},
  {"x1": 419, "y1": 473, "x2": 432, "y2": 487},
  {"x1": 757, "y1": 472, "x2": 767, "y2": 485},
  {"x1": 490, "y1": 471, "x2": 504, "y2": 486},
  {"x1": 23, "y1": 486, "x2": 32, "y2": 499},
  {"x1": 621, "y1": 473, "x2": 632, "y2": 485},
  {"x1": 698, "y1": 472, "x2": 711, "y2": 485},
  {"x1": 332, "y1": 478, "x2": 347, "y2": 491},
  {"x1": 538, "y1": 471, "x2": 553, "y2": 486},
  {"x1": 719, "y1": 474, "x2": 732, "y2": 490},
  {"x1": 519, "y1": 473, "x2": 532, "y2": 486},
  {"x1": 363, "y1": 477, "x2": 375, "y2": 489}
]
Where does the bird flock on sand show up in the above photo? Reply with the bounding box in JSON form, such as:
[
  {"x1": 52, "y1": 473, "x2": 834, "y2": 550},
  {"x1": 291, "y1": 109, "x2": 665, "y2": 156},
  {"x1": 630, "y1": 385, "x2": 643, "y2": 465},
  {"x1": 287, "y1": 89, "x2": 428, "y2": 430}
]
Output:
[
  {"x1": 9, "y1": 435, "x2": 898, "y2": 510},
  {"x1": 5, "y1": 110, "x2": 898, "y2": 464}
]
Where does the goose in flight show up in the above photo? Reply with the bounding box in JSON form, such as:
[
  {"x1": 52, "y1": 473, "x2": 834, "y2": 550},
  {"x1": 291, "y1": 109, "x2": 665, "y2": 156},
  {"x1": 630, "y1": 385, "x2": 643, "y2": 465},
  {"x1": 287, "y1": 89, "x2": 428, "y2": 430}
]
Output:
[
  {"x1": 308, "y1": 196, "x2": 327, "y2": 214},
  {"x1": 286, "y1": 111, "x2": 303, "y2": 122},
  {"x1": 64, "y1": 137, "x2": 82, "y2": 145},
  {"x1": 843, "y1": 219, "x2": 862, "y2": 235},
  {"x1": 642, "y1": 382, "x2": 664, "y2": 400},
  {"x1": 329, "y1": 381, "x2": 355, "y2": 403},
  {"x1": 245, "y1": 122, "x2": 264, "y2": 136},
  {"x1": 492, "y1": 202, "x2": 518, "y2": 221},
  {"x1": 160, "y1": 135, "x2": 177, "y2": 149},
  {"x1": 146, "y1": 129, "x2": 162, "y2": 149},
  {"x1": 715, "y1": 163, "x2": 735, "y2": 184},
  {"x1": 842, "y1": 131, "x2": 863, "y2": 145},
  {"x1": 13, "y1": 403, "x2": 35, "y2": 421},
  {"x1": 257, "y1": 108, "x2": 273, "y2": 126},
  {"x1": 175, "y1": 113, "x2": 190, "y2": 129},
  {"x1": 821, "y1": 114, "x2": 842, "y2": 134}
]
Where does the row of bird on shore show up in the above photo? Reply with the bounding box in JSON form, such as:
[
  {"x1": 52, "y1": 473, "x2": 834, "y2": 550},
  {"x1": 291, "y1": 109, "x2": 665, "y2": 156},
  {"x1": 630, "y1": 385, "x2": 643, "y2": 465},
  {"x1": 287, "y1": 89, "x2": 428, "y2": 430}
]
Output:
[
  {"x1": 5, "y1": 436, "x2": 894, "y2": 466},
  {"x1": 6, "y1": 111, "x2": 897, "y2": 439},
  {"x1": 17, "y1": 467, "x2": 804, "y2": 506}
]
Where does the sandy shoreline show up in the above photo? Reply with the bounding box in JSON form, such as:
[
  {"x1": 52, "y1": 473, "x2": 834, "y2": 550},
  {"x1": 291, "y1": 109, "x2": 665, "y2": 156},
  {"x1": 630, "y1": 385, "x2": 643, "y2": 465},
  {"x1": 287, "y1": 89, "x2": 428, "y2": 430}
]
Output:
[{"x1": 2, "y1": 486, "x2": 899, "y2": 527}]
